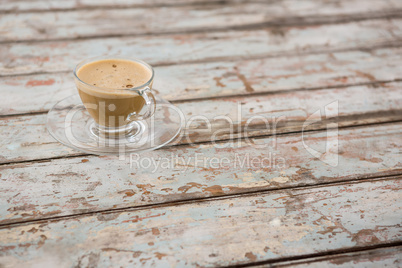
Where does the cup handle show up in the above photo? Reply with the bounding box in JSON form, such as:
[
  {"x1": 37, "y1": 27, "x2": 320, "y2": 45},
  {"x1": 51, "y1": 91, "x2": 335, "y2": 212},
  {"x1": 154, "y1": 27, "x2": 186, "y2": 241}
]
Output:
[{"x1": 127, "y1": 87, "x2": 156, "y2": 121}]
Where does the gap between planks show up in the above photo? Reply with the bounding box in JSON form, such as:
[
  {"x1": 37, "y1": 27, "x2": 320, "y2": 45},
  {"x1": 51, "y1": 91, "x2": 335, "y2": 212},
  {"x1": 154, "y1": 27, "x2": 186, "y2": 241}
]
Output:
[
  {"x1": 0, "y1": 174, "x2": 400, "y2": 230},
  {"x1": 1, "y1": 12, "x2": 402, "y2": 45},
  {"x1": 266, "y1": 246, "x2": 402, "y2": 268},
  {"x1": 0, "y1": 0, "x2": 244, "y2": 14},
  {"x1": 0, "y1": 78, "x2": 401, "y2": 119},
  {"x1": 1, "y1": 116, "x2": 401, "y2": 167},
  {"x1": 1, "y1": 39, "x2": 401, "y2": 79},
  {"x1": 227, "y1": 243, "x2": 402, "y2": 268}
]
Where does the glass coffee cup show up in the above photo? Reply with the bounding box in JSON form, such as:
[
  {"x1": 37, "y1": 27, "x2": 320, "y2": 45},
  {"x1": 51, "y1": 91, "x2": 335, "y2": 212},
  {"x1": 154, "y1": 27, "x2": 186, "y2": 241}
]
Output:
[
  {"x1": 47, "y1": 55, "x2": 182, "y2": 155},
  {"x1": 73, "y1": 56, "x2": 156, "y2": 138}
]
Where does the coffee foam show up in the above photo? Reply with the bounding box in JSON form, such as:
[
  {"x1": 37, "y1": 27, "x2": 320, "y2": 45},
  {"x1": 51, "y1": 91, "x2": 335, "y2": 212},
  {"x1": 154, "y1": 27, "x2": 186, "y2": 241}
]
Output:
[{"x1": 75, "y1": 59, "x2": 152, "y2": 99}]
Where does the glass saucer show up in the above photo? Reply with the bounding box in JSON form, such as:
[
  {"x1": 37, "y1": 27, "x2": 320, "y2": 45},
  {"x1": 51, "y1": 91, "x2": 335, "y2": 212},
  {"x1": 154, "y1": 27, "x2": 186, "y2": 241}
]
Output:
[{"x1": 47, "y1": 93, "x2": 183, "y2": 155}]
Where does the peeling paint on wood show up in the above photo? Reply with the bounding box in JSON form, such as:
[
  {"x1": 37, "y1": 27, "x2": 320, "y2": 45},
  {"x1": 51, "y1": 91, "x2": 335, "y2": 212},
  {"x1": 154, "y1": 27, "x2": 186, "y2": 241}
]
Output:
[
  {"x1": 1, "y1": 1, "x2": 402, "y2": 266},
  {"x1": 0, "y1": 123, "x2": 401, "y2": 224},
  {"x1": 1, "y1": 82, "x2": 401, "y2": 163},
  {"x1": 1, "y1": 19, "x2": 402, "y2": 76},
  {"x1": 0, "y1": 0, "x2": 238, "y2": 12},
  {"x1": 254, "y1": 247, "x2": 402, "y2": 267},
  {"x1": 0, "y1": 178, "x2": 400, "y2": 267},
  {"x1": 2, "y1": 47, "x2": 402, "y2": 116},
  {"x1": 1, "y1": 1, "x2": 402, "y2": 42},
  {"x1": 2, "y1": 0, "x2": 402, "y2": 13}
]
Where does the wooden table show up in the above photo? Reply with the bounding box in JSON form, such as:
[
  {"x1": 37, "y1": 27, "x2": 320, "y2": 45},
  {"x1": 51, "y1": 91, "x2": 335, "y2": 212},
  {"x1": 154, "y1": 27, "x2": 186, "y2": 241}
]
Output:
[{"x1": 1, "y1": 0, "x2": 402, "y2": 267}]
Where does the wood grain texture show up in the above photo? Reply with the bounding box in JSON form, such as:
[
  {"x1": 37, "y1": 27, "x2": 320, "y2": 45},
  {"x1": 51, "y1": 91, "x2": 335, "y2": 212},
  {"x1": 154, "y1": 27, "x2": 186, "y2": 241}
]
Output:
[
  {"x1": 1, "y1": 0, "x2": 402, "y2": 42},
  {"x1": 0, "y1": 178, "x2": 400, "y2": 267},
  {"x1": 1, "y1": 19, "x2": 402, "y2": 76},
  {"x1": 2, "y1": 47, "x2": 402, "y2": 116},
  {"x1": 1, "y1": 82, "x2": 402, "y2": 163},
  {"x1": 0, "y1": 0, "x2": 237, "y2": 12},
  {"x1": 2, "y1": 0, "x2": 400, "y2": 13},
  {"x1": 254, "y1": 246, "x2": 402, "y2": 267},
  {"x1": 1, "y1": 0, "x2": 401, "y2": 266},
  {"x1": 1, "y1": 122, "x2": 401, "y2": 225}
]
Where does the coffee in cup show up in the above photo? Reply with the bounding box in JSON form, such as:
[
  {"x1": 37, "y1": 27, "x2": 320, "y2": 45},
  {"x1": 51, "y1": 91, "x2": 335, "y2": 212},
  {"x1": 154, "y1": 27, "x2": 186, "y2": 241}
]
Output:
[{"x1": 74, "y1": 57, "x2": 155, "y2": 129}]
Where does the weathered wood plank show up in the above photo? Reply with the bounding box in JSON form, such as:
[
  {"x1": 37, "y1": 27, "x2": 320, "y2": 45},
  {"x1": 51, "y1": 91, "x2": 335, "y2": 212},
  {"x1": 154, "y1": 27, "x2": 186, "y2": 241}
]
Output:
[
  {"x1": 3, "y1": 0, "x2": 400, "y2": 13},
  {"x1": 2, "y1": 47, "x2": 402, "y2": 116},
  {"x1": 1, "y1": 82, "x2": 401, "y2": 163},
  {"x1": 1, "y1": 122, "x2": 401, "y2": 225},
  {"x1": 1, "y1": 1, "x2": 402, "y2": 42},
  {"x1": 0, "y1": 178, "x2": 400, "y2": 267},
  {"x1": 0, "y1": 0, "x2": 236, "y2": 12},
  {"x1": 1, "y1": 19, "x2": 402, "y2": 76},
  {"x1": 254, "y1": 246, "x2": 402, "y2": 267}
]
